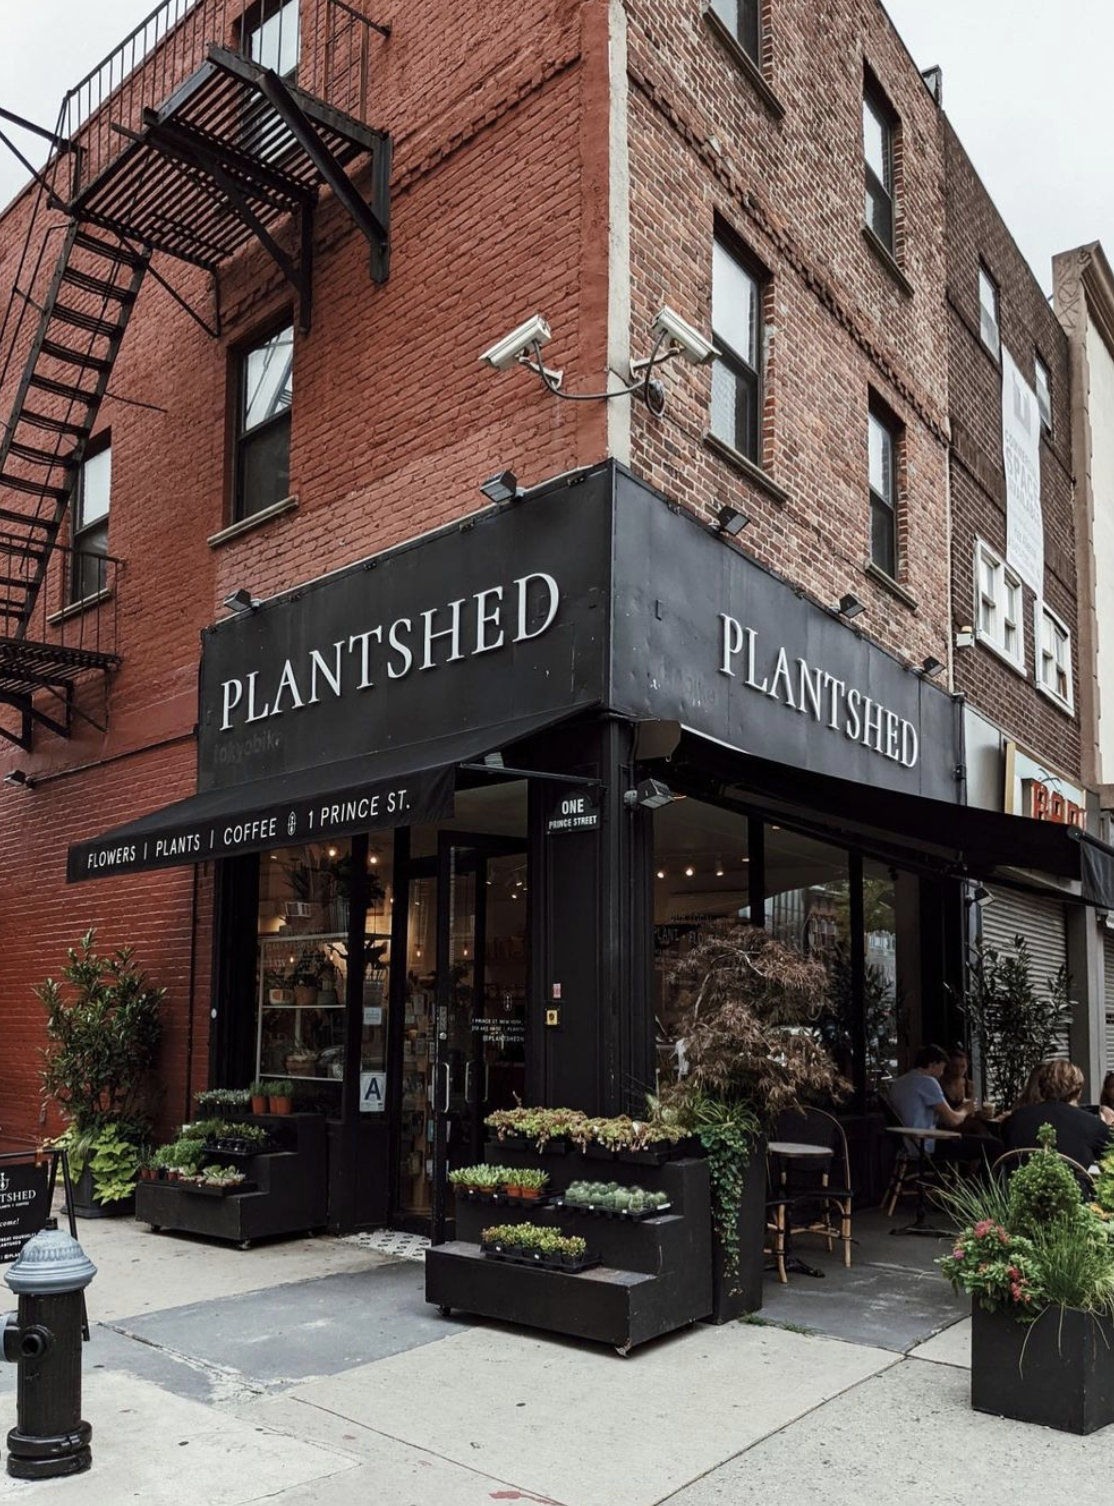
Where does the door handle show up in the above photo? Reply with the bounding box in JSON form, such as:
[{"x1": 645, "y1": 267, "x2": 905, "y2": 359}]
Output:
[
  {"x1": 441, "y1": 1060, "x2": 451, "y2": 1114},
  {"x1": 464, "y1": 1061, "x2": 474, "y2": 1105}
]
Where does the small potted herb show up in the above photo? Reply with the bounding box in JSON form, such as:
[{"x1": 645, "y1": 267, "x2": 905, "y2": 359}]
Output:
[
  {"x1": 268, "y1": 1079, "x2": 294, "y2": 1115},
  {"x1": 517, "y1": 1169, "x2": 549, "y2": 1202},
  {"x1": 249, "y1": 1079, "x2": 270, "y2": 1115}
]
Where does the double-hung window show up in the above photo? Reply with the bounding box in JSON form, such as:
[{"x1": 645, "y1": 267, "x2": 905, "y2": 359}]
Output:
[
  {"x1": 235, "y1": 324, "x2": 293, "y2": 521},
  {"x1": 1034, "y1": 355, "x2": 1052, "y2": 433},
  {"x1": 978, "y1": 267, "x2": 1000, "y2": 358},
  {"x1": 1037, "y1": 605, "x2": 1072, "y2": 709},
  {"x1": 709, "y1": 0, "x2": 760, "y2": 64},
  {"x1": 868, "y1": 405, "x2": 899, "y2": 578},
  {"x1": 975, "y1": 540, "x2": 1023, "y2": 671},
  {"x1": 863, "y1": 83, "x2": 895, "y2": 253},
  {"x1": 242, "y1": 0, "x2": 300, "y2": 159},
  {"x1": 70, "y1": 441, "x2": 111, "y2": 604},
  {"x1": 710, "y1": 237, "x2": 762, "y2": 464}
]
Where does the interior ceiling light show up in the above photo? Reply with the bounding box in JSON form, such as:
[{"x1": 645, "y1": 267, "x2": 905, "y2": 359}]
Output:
[
  {"x1": 478, "y1": 305, "x2": 718, "y2": 419},
  {"x1": 837, "y1": 593, "x2": 866, "y2": 620}
]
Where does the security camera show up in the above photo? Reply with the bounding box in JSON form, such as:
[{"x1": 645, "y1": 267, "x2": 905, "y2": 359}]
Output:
[
  {"x1": 479, "y1": 315, "x2": 552, "y2": 372},
  {"x1": 652, "y1": 306, "x2": 719, "y2": 366}
]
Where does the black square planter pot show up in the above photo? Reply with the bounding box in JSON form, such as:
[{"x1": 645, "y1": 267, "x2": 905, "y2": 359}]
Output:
[
  {"x1": 72, "y1": 1163, "x2": 135, "y2": 1220},
  {"x1": 971, "y1": 1302, "x2": 1114, "y2": 1435}
]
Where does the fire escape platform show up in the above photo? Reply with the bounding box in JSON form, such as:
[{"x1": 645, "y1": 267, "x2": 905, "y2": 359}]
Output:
[
  {"x1": 0, "y1": 638, "x2": 121, "y2": 696},
  {"x1": 71, "y1": 44, "x2": 391, "y2": 291}
]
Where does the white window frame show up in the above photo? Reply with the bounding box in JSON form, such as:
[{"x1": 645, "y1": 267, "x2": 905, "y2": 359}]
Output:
[
  {"x1": 1034, "y1": 355, "x2": 1052, "y2": 433},
  {"x1": 1035, "y1": 601, "x2": 1073, "y2": 712},
  {"x1": 974, "y1": 539, "x2": 1025, "y2": 674},
  {"x1": 978, "y1": 266, "x2": 1000, "y2": 359}
]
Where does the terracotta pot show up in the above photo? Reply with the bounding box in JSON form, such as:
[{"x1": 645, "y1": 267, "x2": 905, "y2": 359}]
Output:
[
  {"x1": 269, "y1": 1095, "x2": 293, "y2": 1115},
  {"x1": 250, "y1": 1095, "x2": 268, "y2": 1114},
  {"x1": 520, "y1": 1187, "x2": 541, "y2": 1201},
  {"x1": 293, "y1": 984, "x2": 318, "y2": 1007},
  {"x1": 503, "y1": 1185, "x2": 522, "y2": 1199},
  {"x1": 269, "y1": 987, "x2": 294, "y2": 1005}
]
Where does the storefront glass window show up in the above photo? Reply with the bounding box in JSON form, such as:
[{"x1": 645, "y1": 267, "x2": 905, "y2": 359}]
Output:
[
  {"x1": 255, "y1": 835, "x2": 395, "y2": 1095},
  {"x1": 652, "y1": 798, "x2": 751, "y2": 1081},
  {"x1": 861, "y1": 858, "x2": 900, "y2": 1091}
]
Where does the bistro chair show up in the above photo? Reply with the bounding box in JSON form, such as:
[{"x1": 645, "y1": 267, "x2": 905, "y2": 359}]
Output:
[
  {"x1": 766, "y1": 1107, "x2": 854, "y2": 1273},
  {"x1": 878, "y1": 1089, "x2": 922, "y2": 1216},
  {"x1": 990, "y1": 1147, "x2": 1096, "y2": 1195}
]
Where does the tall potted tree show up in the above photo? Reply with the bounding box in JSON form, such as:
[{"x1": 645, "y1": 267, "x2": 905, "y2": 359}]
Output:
[
  {"x1": 37, "y1": 929, "x2": 165, "y2": 1218},
  {"x1": 659, "y1": 923, "x2": 844, "y2": 1320},
  {"x1": 962, "y1": 935, "x2": 1074, "y2": 1109}
]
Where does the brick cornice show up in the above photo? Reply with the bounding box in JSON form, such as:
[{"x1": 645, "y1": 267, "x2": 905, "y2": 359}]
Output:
[{"x1": 626, "y1": 58, "x2": 950, "y2": 447}]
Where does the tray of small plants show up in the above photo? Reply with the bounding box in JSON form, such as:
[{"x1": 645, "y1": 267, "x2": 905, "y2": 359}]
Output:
[
  {"x1": 194, "y1": 1120, "x2": 275, "y2": 1156},
  {"x1": 178, "y1": 1165, "x2": 255, "y2": 1197},
  {"x1": 480, "y1": 1223, "x2": 598, "y2": 1273},
  {"x1": 448, "y1": 1165, "x2": 550, "y2": 1205},
  {"x1": 557, "y1": 1181, "x2": 671, "y2": 1219}
]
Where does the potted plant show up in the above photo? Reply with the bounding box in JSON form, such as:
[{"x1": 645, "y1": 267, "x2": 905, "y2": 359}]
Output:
[
  {"x1": 266, "y1": 968, "x2": 295, "y2": 1006},
  {"x1": 659, "y1": 922, "x2": 844, "y2": 1321},
  {"x1": 268, "y1": 1079, "x2": 294, "y2": 1115},
  {"x1": 960, "y1": 937, "x2": 1074, "y2": 1108},
  {"x1": 938, "y1": 1124, "x2": 1114, "y2": 1434},
  {"x1": 38, "y1": 929, "x2": 164, "y2": 1218},
  {"x1": 518, "y1": 1169, "x2": 549, "y2": 1202},
  {"x1": 249, "y1": 1079, "x2": 270, "y2": 1115}
]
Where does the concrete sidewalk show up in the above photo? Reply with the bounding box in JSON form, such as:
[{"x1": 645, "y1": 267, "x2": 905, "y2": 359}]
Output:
[{"x1": 0, "y1": 1217, "x2": 1107, "y2": 1505}]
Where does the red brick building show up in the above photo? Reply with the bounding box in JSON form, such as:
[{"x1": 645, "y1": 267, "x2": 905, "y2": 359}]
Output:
[{"x1": 0, "y1": 0, "x2": 1107, "y2": 1230}]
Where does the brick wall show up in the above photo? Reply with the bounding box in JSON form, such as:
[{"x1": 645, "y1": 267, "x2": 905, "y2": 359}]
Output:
[
  {"x1": 623, "y1": 0, "x2": 952, "y2": 672},
  {"x1": 943, "y1": 119, "x2": 1080, "y2": 779},
  {"x1": 0, "y1": 0, "x2": 611, "y2": 1140}
]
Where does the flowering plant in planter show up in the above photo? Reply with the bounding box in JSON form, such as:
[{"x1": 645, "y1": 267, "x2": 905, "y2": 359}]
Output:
[{"x1": 939, "y1": 1221, "x2": 1044, "y2": 1315}]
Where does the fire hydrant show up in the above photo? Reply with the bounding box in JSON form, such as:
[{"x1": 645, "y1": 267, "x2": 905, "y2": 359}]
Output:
[{"x1": 2, "y1": 1218, "x2": 96, "y2": 1479}]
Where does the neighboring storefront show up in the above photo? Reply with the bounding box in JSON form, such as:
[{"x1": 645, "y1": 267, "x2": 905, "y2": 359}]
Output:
[{"x1": 67, "y1": 462, "x2": 1114, "y2": 1232}]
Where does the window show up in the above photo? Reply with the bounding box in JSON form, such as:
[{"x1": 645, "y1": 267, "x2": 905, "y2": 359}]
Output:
[
  {"x1": 70, "y1": 442, "x2": 110, "y2": 603},
  {"x1": 710, "y1": 238, "x2": 762, "y2": 463},
  {"x1": 868, "y1": 405, "x2": 899, "y2": 577},
  {"x1": 709, "y1": 0, "x2": 760, "y2": 64},
  {"x1": 974, "y1": 540, "x2": 1024, "y2": 671},
  {"x1": 235, "y1": 324, "x2": 293, "y2": 521},
  {"x1": 246, "y1": 0, "x2": 299, "y2": 77},
  {"x1": 978, "y1": 267, "x2": 1000, "y2": 358},
  {"x1": 1034, "y1": 356, "x2": 1052, "y2": 433},
  {"x1": 863, "y1": 84, "x2": 894, "y2": 252},
  {"x1": 1037, "y1": 605, "x2": 1072, "y2": 709}
]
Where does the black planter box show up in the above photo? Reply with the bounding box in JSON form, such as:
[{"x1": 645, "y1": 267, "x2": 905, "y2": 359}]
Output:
[
  {"x1": 180, "y1": 1180, "x2": 258, "y2": 1197},
  {"x1": 706, "y1": 1149, "x2": 767, "y2": 1323},
  {"x1": 971, "y1": 1302, "x2": 1114, "y2": 1435},
  {"x1": 72, "y1": 1164, "x2": 134, "y2": 1220}
]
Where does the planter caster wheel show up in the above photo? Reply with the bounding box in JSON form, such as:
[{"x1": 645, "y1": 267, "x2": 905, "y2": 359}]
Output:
[
  {"x1": 614, "y1": 1342, "x2": 632, "y2": 1358},
  {"x1": 149, "y1": 1225, "x2": 161, "y2": 1233},
  {"x1": 437, "y1": 1305, "x2": 452, "y2": 1318},
  {"x1": 240, "y1": 1240, "x2": 253, "y2": 1251}
]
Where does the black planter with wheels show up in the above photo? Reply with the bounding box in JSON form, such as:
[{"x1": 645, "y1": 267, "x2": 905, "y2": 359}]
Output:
[
  {"x1": 72, "y1": 1164, "x2": 134, "y2": 1220},
  {"x1": 705, "y1": 1149, "x2": 767, "y2": 1323},
  {"x1": 971, "y1": 1301, "x2": 1114, "y2": 1435}
]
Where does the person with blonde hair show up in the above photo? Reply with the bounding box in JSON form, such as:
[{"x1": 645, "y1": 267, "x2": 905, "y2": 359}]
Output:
[{"x1": 1004, "y1": 1058, "x2": 1113, "y2": 1169}]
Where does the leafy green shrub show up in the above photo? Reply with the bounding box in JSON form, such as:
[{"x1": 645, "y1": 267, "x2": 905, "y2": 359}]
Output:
[
  {"x1": 168, "y1": 1138, "x2": 207, "y2": 1173},
  {"x1": 1008, "y1": 1123, "x2": 1087, "y2": 1239}
]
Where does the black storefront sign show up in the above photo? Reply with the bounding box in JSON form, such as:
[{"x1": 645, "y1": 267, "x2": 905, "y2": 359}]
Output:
[
  {"x1": 196, "y1": 470, "x2": 614, "y2": 791},
  {"x1": 68, "y1": 463, "x2": 964, "y2": 880},
  {"x1": 0, "y1": 1161, "x2": 51, "y2": 1264},
  {"x1": 609, "y1": 470, "x2": 959, "y2": 802},
  {"x1": 546, "y1": 788, "x2": 600, "y2": 835},
  {"x1": 68, "y1": 767, "x2": 454, "y2": 882}
]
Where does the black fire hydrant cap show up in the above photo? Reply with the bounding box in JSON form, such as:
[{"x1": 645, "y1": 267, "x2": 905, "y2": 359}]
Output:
[{"x1": 5, "y1": 1226, "x2": 96, "y2": 1296}]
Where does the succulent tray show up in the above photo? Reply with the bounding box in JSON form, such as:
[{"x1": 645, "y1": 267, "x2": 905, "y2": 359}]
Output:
[
  {"x1": 179, "y1": 1180, "x2": 258, "y2": 1197},
  {"x1": 554, "y1": 1199, "x2": 671, "y2": 1221},
  {"x1": 455, "y1": 1188, "x2": 550, "y2": 1207},
  {"x1": 480, "y1": 1245, "x2": 600, "y2": 1274}
]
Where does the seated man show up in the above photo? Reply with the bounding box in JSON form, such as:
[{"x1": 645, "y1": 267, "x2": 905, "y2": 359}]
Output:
[
  {"x1": 1005, "y1": 1059, "x2": 1113, "y2": 1171},
  {"x1": 887, "y1": 1045, "x2": 996, "y2": 1162}
]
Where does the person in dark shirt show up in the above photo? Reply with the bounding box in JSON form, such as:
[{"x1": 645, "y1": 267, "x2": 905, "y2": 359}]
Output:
[{"x1": 1004, "y1": 1059, "x2": 1114, "y2": 1171}]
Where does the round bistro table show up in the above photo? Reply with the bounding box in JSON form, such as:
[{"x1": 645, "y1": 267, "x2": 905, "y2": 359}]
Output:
[
  {"x1": 767, "y1": 1141, "x2": 835, "y2": 1278},
  {"x1": 885, "y1": 1125, "x2": 961, "y2": 1238}
]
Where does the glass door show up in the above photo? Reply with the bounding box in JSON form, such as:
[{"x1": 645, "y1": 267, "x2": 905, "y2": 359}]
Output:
[{"x1": 429, "y1": 835, "x2": 527, "y2": 1245}]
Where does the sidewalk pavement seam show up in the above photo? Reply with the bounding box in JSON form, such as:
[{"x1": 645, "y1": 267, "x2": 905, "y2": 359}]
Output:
[
  {"x1": 649, "y1": 1350, "x2": 906, "y2": 1506},
  {"x1": 269, "y1": 1391, "x2": 578, "y2": 1506},
  {"x1": 99, "y1": 1320, "x2": 272, "y2": 1406}
]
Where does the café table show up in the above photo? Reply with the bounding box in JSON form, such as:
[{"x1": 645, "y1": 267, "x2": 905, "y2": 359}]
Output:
[
  {"x1": 767, "y1": 1140, "x2": 834, "y2": 1278},
  {"x1": 885, "y1": 1125, "x2": 961, "y2": 1238}
]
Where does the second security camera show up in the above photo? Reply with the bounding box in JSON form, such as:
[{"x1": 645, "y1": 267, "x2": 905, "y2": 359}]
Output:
[
  {"x1": 479, "y1": 315, "x2": 552, "y2": 372},
  {"x1": 652, "y1": 306, "x2": 720, "y2": 365}
]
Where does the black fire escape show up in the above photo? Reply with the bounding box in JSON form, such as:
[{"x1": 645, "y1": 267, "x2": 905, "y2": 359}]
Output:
[{"x1": 0, "y1": 0, "x2": 391, "y2": 750}]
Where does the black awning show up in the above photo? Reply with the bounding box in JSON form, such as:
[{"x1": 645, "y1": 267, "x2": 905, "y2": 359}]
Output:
[
  {"x1": 67, "y1": 708, "x2": 580, "y2": 883},
  {"x1": 676, "y1": 732, "x2": 1114, "y2": 907}
]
